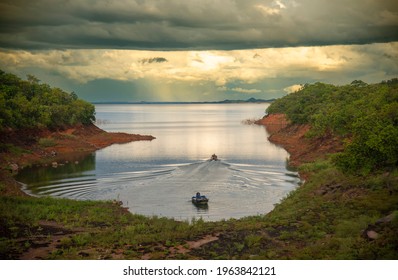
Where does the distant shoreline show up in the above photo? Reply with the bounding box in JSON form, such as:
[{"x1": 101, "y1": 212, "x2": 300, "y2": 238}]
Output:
[{"x1": 91, "y1": 98, "x2": 275, "y2": 105}]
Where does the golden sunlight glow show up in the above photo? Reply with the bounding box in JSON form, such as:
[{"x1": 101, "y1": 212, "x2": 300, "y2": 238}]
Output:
[
  {"x1": 0, "y1": 43, "x2": 396, "y2": 90},
  {"x1": 255, "y1": 4, "x2": 281, "y2": 16},
  {"x1": 189, "y1": 52, "x2": 235, "y2": 71}
]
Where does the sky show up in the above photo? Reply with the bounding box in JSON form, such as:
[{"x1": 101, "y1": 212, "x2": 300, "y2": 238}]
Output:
[{"x1": 0, "y1": 0, "x2": 397, "y2": 102}]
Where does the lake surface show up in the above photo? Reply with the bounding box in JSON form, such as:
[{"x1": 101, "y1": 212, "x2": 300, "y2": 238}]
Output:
[{"x1": 17, "y1": 103, "x2": 300, "y2": 221}]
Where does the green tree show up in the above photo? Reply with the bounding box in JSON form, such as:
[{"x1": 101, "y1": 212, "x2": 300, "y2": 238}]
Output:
[{"x1": 0, "y1": 70, "x2": 96, "y2": 130}]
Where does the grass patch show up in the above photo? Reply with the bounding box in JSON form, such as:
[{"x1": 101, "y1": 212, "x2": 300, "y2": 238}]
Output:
[
  {"x1": 298, "y1": 159, "x2": 333, "y2": 173},
  {"x1": 59, "y1": 133, "x2": 78, "y2": 140},
  {"x1": 0, "y1": 143, "x2": 30, "y2": 155},
  {"x1": 0, "y1": 195, "x2": 221, "y2": 259},
  {"x1": 38, "y1": 138, "x2": 57, "y2": 147}
]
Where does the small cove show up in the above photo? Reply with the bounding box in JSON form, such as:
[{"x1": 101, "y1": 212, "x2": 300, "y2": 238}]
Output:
[{"x1": 17, "y1": 103, "x2": 300, "y2": 221}]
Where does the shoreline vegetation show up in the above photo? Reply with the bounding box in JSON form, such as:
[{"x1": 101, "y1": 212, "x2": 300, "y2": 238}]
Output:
[{"x1": 1, "y1": 71, "x2": 397, "y2": 259}]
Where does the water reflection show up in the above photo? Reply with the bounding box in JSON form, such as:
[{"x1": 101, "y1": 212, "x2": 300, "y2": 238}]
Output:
[
  {"x1": 95, "y1": 104, "x2": 288, "y2": 164},
  {"x1": 17, "y1": 154, "x2": 96, "y2": 197},
  {"x1": 17, "y1": 104, "x2": 300, "y2": 221},
  {"x1": 193, "y1": 202, "x2": 209, "y2": 212}
]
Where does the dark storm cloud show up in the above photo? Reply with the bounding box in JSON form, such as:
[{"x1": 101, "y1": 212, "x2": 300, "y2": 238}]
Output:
[{"x1": 0, "y1": 0, "x2": 397, "y2": 50}]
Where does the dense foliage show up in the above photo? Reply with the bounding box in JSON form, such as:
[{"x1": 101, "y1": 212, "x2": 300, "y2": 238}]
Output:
[
  {"x1": 0, "y1": 70, "x2": 95, "y2": 130},
  {"x1": 267, "y1": 79, "x2": 398, "y2": 174}
]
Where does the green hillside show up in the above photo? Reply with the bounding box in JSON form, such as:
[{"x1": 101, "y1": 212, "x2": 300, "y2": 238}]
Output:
[
  {"x1": 0, "y1": 70, "x2": 95, "y2": 130},
  {"x1": 267, "y1": 79, "x2": 398, "y2": 175}
]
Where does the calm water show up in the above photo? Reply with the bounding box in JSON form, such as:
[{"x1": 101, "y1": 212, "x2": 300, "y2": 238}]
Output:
[{"x1": 17, "y1": 104, "x2": 300, "y2": 221}]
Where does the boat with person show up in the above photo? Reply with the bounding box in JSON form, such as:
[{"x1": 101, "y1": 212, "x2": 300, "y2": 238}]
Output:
[
  {"x1": 210, "y1": 154, "x2": 218, "y2": 161},
  {"x1": 192, "y1": 192, "x2": 209, "y2": 205}
]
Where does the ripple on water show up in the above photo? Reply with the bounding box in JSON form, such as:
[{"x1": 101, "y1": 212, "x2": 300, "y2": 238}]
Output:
[{"x1": 18, "y1": 159, "x2": 300, "y2": 221}]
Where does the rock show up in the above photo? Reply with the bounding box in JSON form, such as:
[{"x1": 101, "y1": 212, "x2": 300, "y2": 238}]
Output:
[
  {"x1": 315, "y1": 183, "x2": 342, "y2": 196},
  {"x1": 376, "y1": 213, "x2": 395, "y2": 224},
  {"x1": 9, "y1": 163, "x2": 19, "y2": 172},
  {"x1": 366, "y1": 230, "x2": 379, "y2": 240},
  {"x1": 78, "y1": 251, "x2": 90, "y2": 257},
  {"x1": 112, "y1": 200, "x2": 123, "y2": 206}
]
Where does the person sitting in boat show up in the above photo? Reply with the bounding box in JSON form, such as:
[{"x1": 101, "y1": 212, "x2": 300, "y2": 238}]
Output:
[
  {"x1": 192, "y1": 192, "x2": 208, "y2": 204},
  {"x1": 211, "y1": 154, "x2": 218, "y2": 161}
]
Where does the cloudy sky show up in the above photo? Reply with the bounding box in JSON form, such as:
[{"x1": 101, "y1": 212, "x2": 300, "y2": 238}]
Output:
[{"x1": 0, "y1": 0, "x2": 397, "y2": 102}]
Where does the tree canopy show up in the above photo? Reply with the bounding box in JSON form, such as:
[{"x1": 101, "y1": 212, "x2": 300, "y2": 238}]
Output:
[
  {"x1": 0, "y1": 70, "x2": 95, "y2": 130},
  {"x1": 266, "y1": 79, "x2": 398, "y2": 174}
]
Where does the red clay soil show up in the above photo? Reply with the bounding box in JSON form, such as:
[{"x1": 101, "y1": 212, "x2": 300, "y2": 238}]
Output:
[
  {"x1": 1, "y1": 123, "x2": 154, "y2": 164},
  {"x1": 54, "y1": 123, "x2": 155, "y2": 151},
  {"x1": 256, "y1": 113, "x2": 344, "y2": 168}
]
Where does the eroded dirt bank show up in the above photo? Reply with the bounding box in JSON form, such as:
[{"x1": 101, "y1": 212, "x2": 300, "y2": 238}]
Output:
[{"x1": 255, "y1": 113, "x2": 344, "y2": 167}]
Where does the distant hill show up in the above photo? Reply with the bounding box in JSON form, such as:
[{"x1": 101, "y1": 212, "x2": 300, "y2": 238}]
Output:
[
  {"x1": 92, "y1": 98, "x2": 275, "y2": 105},
  {"x1": 216, "y1": 97, "x2": 275, "y2": 104}
]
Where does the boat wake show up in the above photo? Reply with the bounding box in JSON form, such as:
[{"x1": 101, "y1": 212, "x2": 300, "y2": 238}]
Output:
[{"x1": 19, "y1": 159, "x2": 300, "y2": 221}]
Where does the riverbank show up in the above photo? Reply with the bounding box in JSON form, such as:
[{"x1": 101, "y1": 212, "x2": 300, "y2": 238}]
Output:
[
  {"x1": 255, "y1": 113, "x2": 344, "y2": 168},
  {"x1": 0, "y1": 123, "x2": 155, "y2": 195}
]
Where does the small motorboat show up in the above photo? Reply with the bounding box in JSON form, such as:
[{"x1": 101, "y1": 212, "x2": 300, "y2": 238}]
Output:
[
  {"x1": 210, "y1": 154, "x2": 218, "y2": 161},
  {"x1": 192, "y1": 192, "x2": 209, "y2": 205}
]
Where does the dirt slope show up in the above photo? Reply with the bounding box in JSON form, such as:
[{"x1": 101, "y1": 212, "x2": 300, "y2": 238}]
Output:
[{"x1": 256, "y1": 113, "x2": 344, "y2": 167}]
